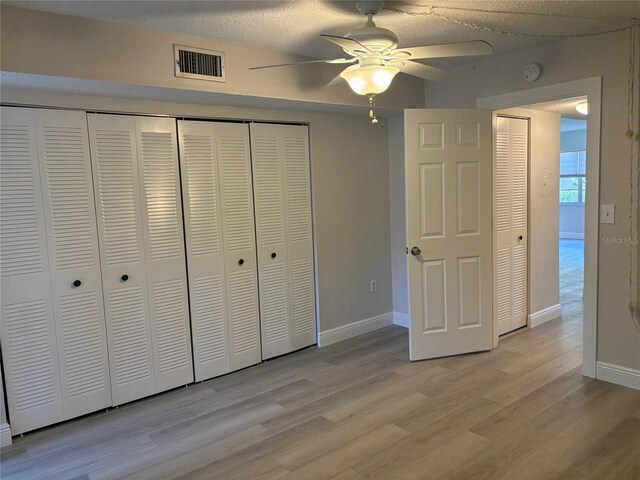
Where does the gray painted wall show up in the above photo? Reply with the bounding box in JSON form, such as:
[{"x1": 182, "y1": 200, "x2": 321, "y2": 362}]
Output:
[{"x1": 388, "y1": 116, "x2": 408, "y2": 316}]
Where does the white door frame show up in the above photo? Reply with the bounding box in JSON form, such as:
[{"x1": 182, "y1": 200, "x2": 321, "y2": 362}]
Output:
[{"x1": 478, "y1": 76, "x2": 601, "y2": 378}]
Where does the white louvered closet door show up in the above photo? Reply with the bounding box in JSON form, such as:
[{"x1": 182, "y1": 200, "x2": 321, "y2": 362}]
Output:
[
  {"x1": 282, "y1": 126, "x2": 316, "y2": 350},
  {"x1": 250, "y1": 125, "x2": 291, "y2": 359},
  {"x1": 0, "y1": 107, "x2": 64, "y2": 434},
  {"x1": 134, "y1": 116, "x2": 193, "y2": 391},
  {"x1": 250, "y1": 123, "x2": 316, "y2": 357},
  {"x1": 88, "y1": 113, "x2": 156, "y2": 405},
  {"x1": 217, "y1": 123, "x2": 262, "y2": 370},
  {"x1": 178, "y1": 120, "x2": 230, "y2": 381},
  {"x1": 34, "y1": 109, "x2": 112, "y2": 419},
  {"x1": 495, "y1": 116, "x2": 529, "y2": 336}
]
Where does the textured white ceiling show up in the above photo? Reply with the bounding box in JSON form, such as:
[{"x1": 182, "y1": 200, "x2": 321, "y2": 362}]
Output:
[
  {"x1": 7, "y1": 1, "x2": 640, "y2": 66},
  {"x1": 522, "y1": 96, "x2": 589, "y2": 120}
]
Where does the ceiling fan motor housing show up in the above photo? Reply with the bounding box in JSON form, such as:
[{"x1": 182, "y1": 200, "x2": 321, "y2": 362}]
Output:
[{"x1": 346, "y1": 21, "x2": 398, "y2": 53}]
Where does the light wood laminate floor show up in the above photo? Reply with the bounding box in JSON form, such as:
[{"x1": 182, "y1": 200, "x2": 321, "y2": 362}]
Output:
[
  {"x1": 560, "y1": 239, "x2": 584, "y2": 320},
  {"x1": 2, "y1": 313, "x2": 640, "y2": 479}
]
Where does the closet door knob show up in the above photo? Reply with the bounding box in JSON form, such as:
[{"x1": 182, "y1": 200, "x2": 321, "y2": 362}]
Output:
[
  {"x1": 271, "y1": 252, "x2": 277, "y2": 259},
  {"x1": 72, "y1": 280, "x2": 82, "y2": 288},
  {"x1": 121, "y1": 274, "x2": 129, "y2": 282},
  {"x1": 518, "y1": 235, "x2": 523, "y2": 241},
  {"x1": 410, "y1": 246, "x2": 422, "y2": 256},
  {"x1": 238, "y1": 259, "x2": 245, "y2": 266}
]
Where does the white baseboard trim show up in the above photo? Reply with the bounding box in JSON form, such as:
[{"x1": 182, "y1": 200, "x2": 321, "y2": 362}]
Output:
[
  {"x1": 393, "y1": 312, "x2": 409, "y2": 328},
  {"x1": 528, "y1": 304, "x2": 562, "y2": 328},
  {"x1": 318, "y1": 312, "x2": 394, "y2": 347},
  {"x1": 560, "y1": 232, "x2": 584, "y2": 240},
  {"x1": 596, "y1": 362, "x2": 640, "y2": 390},
  {"x1": 1, "y1": 423, "x2": 11, "y2": 447}
]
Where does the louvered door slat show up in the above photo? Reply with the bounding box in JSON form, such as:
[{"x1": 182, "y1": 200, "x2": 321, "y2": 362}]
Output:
[
  {"x1": 135, "y1": 117, "x2": 193, "y2": 391},
  {"x1": 495, "y1": 131, "x2": 511, "y2": 233},
  {"x1": 178, "y1": 120, "x2": 230, "y2": 381},
  {"x1": 217, "y1": 124, "x2": 261, "y2": 370},
  {"x1": 0, "y1": 107, "x2": 64, "y2": 434},
  {"x1": 283, "y1": 127, "x2": 317, "y2": 350},
  {"x1": 88, "y1": 113, "x2": 156, "y2": 406},
  {"x1": 35, "y1": 109, "x2": 112, "y2": 419},
  {"x1": 495, "y1": 117, "x2": 528, "y2": 335},
  {"x1": 511, "y1": 132, "x2": 528, "y2": 230},
  {"x1": 250, "y1": 129, "x2": 291, "y2": 359}
]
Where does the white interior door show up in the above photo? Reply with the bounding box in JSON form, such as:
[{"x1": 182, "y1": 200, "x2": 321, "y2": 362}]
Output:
[
  {"x1": 250, "y1": 123, "x2": 316, "y2": 359},
  {"x1": 250, "y1": 124, "x2": 292, "y2": 359},
  {"x1": 217, "y1": 124, "x2": 262, "y2": 370},
  {"x1": 282, "y1": 126, "x2": 317, "y2": 351},
  {"x1": 405, "y1": 109, "x2": 493, "y2": 360},
  {"x1": 495, "y1": 116, "x2": 529, "y2": 335},
  {"x1": 178, "y1": 120, "x2": 231, "y2": 381},
  {"x1": 35, "y1": 109, "x2": 112, "y2": 418},
  {"x1": 179, "y1": 120, "x2": 261, "y2": 377},
  {"x1": 134, "y1": 116, "x2": 193, "y2": 391},
  {"x1": 0, "y1": 107, "x2": 64, "y2": 434},
  {"x1": 88, "y1": 113, "x2": 156, "y2": 405}
]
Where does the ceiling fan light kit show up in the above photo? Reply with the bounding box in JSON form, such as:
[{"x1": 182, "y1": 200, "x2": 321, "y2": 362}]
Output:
[
  {"x1": 339, "y1": 62, "x2": 400, "y2": 96},
  {"x1": 249, "y1": 0, "x2": 493, "y2": 122}
]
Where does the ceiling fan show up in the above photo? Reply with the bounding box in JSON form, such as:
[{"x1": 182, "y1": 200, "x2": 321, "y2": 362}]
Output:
[{"x1": 250, "y1": 1, "x2": 493, "y2": 122}]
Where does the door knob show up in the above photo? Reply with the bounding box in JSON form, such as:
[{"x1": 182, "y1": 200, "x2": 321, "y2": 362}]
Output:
[
  {"x1": 271, "y1": 252, "x2": 277, "y2": 259},
  {"x1": 411, "y1": 246, "x2": 422, "y2": 256},
  {"x1": 518, "y1": 235, "x2": 523, "y2": 241},
  {"x1": 238, "y1": 259, "x2": 245, "y2": 266},
  {"x1": 121, "y1": 274, "x2": 129, "y2": 282},
  {"x1": 72, "y1": 280, "x2": 82, "y2": 288}
]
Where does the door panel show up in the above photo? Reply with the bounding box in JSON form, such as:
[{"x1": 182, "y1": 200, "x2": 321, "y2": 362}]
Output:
[
  {"x1": 134, "y1": 116, "x2": 193, "y2": 391},
  {"x1": 0, "y1": 107, "x2": 64, "y2": 434},
  {"x1": 178, "y1": 120, "x2": 230, "y2": 381},
  {"x1": 35, "y1": 109, "x2": 112, "y2": 419},
  {"x1": 217, "y1": 125, "x2": 261, "y2": 370},
  {"x1": 420, "y1": 163, "x2": 445, "y2": 237},
  {"x1": 251, "y1": 128, "x2": 291, "y2": 359},
  {"x1": 406, "y1": 109, "x2": 492, "y2": 360},
  {"x1": 495, "y1": 116, "x2": 528, "y2": 335},
  {"x1": 250, "y1": 123, "x2": 316, "y2": 357},
  {"x1": 283, "y1": 128, "x2": 316, "y2": 350},
  {"x1": 88, "y1": 113, "x2": 156, "y2": 405}
]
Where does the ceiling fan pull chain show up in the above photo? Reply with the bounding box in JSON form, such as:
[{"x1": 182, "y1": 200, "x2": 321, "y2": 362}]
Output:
[{"x1": 369, "y1": 95, "x2": 379, "y2": 124}]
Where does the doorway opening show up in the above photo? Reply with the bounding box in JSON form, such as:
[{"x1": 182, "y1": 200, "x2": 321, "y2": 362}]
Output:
[
  {"x1": 495, "y1": 98, "x2": 587, "y2": 342},
  {"x1": 557, "y1": 112, "x2": 588, "y2": 324},
  {"x1": 479, "y1": 78, "x2": 600, "y2": 377}
]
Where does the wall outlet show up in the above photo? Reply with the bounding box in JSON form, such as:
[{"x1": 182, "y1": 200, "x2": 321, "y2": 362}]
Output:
[{"x1": 370, "y1": 280, "x2": 377, "y2": 292}]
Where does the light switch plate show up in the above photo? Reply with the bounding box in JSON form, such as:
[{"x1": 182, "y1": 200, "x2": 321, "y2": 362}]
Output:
[{"x1": 601, "y1": 204, "x2": 615, "y2": 224}]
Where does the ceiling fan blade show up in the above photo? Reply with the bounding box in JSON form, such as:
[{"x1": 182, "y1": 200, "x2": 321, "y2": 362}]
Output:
[
  {"x1": 327, "y1": 73, "x2": 345, "y2": 88},
  {"x1": 391, "y1": 41, "x2": 493, "y2": 60},
  {"x1": 398, "y1": 61, "x2": 452, "y2": 81},
  {"x1": 249, "y1": 58, "x2": 355, "y2": 70},
  {"x1": 321, "y1": 34, "x2": 371, "y2": 54}
]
